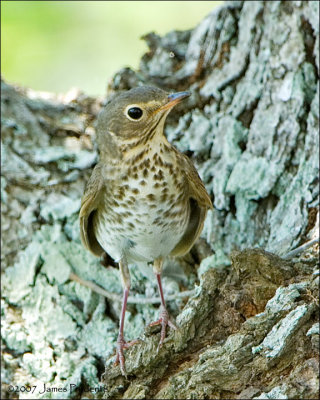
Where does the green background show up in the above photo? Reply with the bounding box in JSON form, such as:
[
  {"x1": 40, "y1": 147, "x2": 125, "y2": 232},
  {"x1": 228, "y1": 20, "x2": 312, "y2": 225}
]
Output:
[{"x1": 1, "y1": 1, "x2": 221, "y2": 96}]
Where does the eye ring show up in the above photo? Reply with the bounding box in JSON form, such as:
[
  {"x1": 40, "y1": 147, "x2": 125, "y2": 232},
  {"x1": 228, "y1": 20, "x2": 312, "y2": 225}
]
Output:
[{"x1": 125, "y1": 104, "x2": 143, "y2": 121}]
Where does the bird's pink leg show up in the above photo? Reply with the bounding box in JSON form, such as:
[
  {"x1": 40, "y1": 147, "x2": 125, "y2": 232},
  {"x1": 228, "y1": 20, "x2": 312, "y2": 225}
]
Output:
[
  {"x1": 114, "y1": 259, "x2": 138, "y2": 376},
  {"x1": 149, "y1": 259, "x2": 177, "y2": 349}
]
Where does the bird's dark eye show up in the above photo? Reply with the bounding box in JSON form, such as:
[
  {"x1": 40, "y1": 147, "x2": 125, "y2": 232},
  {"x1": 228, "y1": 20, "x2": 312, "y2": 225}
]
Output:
[{"x1": 127, "y1": 107, "x2": 143, "y2": 120}]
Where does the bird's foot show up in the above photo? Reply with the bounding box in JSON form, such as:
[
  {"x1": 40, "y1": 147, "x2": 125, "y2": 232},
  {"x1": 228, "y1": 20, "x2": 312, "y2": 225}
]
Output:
[
  {"x1": 148, "y1": 306, "x2": 177, "y2": 350},
  {"x1": 114, "y1": 334, "x2": 139, "y2": 377}
]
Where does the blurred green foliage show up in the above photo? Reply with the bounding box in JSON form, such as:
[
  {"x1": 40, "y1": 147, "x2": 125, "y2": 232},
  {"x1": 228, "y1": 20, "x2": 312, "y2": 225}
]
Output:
[{"x1": 1, "y1": 1, "x2": 221, "y2": 95}]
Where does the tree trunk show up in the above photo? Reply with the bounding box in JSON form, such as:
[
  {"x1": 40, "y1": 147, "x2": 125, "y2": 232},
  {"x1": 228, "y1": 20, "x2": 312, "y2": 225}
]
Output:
[{"x1": 1, "y1": 1, "x2": 319, "y2": 399}]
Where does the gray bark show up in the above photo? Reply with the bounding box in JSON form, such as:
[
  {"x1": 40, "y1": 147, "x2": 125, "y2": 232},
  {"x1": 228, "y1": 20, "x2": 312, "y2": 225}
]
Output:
[{"x1": 1, "y1": 1, "x2": 319, "y2": 399}]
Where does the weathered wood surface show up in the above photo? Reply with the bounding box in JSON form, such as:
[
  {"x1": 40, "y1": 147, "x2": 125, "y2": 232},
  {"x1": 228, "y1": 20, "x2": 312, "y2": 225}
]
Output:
[{"x1": 1, "y1": 1, "x2": 319, "y2": 399}]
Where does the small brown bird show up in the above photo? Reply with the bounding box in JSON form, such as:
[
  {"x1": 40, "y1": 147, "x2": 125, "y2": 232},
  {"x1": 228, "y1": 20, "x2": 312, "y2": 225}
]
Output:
[{"x1": 79, "y1": 86, "x2": 212, "y2": 375}]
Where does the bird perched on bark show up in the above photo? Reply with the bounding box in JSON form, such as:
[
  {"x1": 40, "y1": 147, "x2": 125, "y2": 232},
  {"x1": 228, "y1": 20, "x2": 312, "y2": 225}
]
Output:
[{"x1": 79, "y1": 86, "x2": 213, "y2": 376}]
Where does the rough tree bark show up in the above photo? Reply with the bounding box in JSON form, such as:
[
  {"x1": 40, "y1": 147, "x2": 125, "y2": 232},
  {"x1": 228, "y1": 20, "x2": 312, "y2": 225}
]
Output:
[{"x1": 1, "y1": 1, "x2": 319, "y2": 399}]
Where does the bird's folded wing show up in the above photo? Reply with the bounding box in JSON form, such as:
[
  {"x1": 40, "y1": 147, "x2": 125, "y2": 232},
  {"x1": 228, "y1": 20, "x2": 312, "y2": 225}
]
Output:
[
  {"x1": 171, "y1": 154, "x2": 213, "y2": 257},
  {"x1": 183, "y1": 154, "x2": 213, "y2": 210},
  {"x1": 79, "y1": 164, "x2": 105, "y2": 256}
]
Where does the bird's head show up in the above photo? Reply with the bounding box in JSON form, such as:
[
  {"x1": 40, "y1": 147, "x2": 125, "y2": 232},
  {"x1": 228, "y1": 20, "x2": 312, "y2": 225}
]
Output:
[{"x1": 96, "y1": 86, "x2": 190, "y2": 158}]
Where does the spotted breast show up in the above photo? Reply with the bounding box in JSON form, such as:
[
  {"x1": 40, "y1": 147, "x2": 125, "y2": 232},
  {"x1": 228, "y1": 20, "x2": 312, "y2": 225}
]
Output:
[{"x1": 93, "y1": 138, "x2": 190, "y2": 263}]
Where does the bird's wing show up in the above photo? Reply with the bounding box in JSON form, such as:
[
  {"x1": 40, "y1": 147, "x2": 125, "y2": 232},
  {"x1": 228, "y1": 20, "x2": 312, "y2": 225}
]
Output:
[
  {"x1": 79, "y1": 164, "x2": 105, "y2": 257},
  {"x1": 170, "y1": 154, "x2": 213, "y2": 257}
]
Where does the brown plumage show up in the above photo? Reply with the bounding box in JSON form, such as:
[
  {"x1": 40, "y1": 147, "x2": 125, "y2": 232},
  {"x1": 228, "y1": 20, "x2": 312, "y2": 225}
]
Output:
[{"x1": 79, "y1": 86, "x2": 212, "y2": 376}]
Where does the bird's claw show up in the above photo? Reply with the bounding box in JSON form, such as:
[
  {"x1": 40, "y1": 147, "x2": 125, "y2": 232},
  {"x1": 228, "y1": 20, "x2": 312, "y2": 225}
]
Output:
[
  {"x1": 114, "y1": 335, "x2": 139, "y2": 376},
  {"x1": 148, "y1": 306, "x2": 177, "y2": 350}
]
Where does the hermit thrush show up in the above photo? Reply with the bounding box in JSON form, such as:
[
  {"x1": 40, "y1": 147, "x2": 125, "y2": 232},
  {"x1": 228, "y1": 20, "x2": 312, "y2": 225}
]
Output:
[{"x1": 80, "y1": 86, "x2": 212, "y2": 376}]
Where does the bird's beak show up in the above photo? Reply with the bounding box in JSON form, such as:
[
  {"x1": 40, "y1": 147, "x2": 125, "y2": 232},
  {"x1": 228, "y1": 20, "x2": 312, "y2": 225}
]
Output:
[{"x1": 155, "y1": 91, "x2": 190, "y2": 113}]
